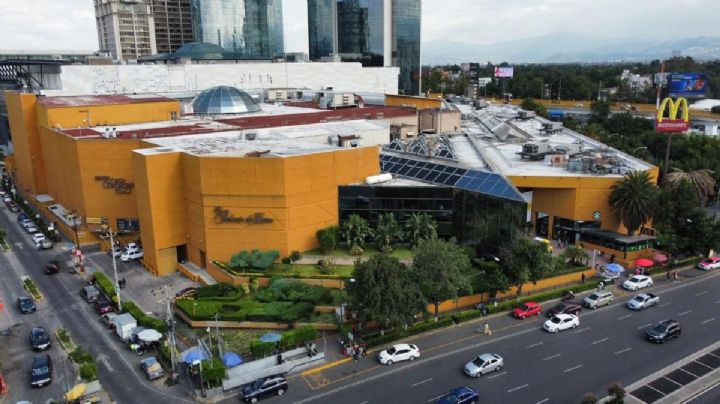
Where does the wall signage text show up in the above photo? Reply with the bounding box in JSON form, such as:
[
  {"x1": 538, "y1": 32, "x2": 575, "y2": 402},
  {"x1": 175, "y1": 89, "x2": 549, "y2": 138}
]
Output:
[
  {"x1": 214, "y1": 207, "x2": 273, "y2": 224},
  {"x1": 95, "y1": 176, "x2": 134, "y2": 194}
]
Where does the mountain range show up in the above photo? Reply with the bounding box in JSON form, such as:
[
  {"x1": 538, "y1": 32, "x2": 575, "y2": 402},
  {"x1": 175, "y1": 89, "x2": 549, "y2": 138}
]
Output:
[{"x1": 422, "y1": 33, "x2": 720, "y2": 65}]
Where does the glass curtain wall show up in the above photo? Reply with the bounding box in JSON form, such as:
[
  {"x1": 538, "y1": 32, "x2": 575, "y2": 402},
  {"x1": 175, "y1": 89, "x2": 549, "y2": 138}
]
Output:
[
  {"x1": 308, "y1": 0, "x2": 335, "y2": 60},
  {"x1": 391, "y1": 0, "x2": 421, "y2": 95}
]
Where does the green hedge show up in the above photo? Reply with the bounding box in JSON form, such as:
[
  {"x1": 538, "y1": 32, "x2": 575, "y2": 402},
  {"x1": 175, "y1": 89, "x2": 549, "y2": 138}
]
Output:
[
  {"x1": 122, "y1": 301, "x2": 168, "y2": 332},
  {"x1": 254, "y1": 279, "x2": 332, "y2": 305},
  {"x1": 249, "y1": 325, "x2": 318, "y2": 357},
  {"x1": 93, "y1": 272, "x2": 115, "y2": 297},
  {"x1": 246, "y1": 301, "x2": 314, "y2": 322}
]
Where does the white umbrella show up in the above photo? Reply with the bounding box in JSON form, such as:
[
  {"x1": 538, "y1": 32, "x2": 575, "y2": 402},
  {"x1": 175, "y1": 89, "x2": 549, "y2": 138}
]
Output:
[{"x1": 137, "y1": 329, "x2": 163, "y2": 342}]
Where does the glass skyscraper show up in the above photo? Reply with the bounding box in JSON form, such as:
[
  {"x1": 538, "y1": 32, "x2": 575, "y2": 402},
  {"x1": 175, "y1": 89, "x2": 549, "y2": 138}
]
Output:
[
  {"x1": 307, "y1": 0, "x2": 421, "y2": 95},
  {"x1": 191, "y1": 0, "x2": 284, "y2": 58}
]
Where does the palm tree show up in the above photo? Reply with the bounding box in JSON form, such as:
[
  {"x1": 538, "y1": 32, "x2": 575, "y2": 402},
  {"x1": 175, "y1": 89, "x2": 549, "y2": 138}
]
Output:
[
  {"x1": 374, "y1": 213, "x2": 402, "y2": 252},
  {"x1": 609, "y1": 171, "x2": 659, "y2": 236},
  {"x1": 560, "y1": 245, "x2": 588, "y2": 267},
  {"x1": 663, "y1": 168, "x2": 716, "y2": 206},
  {"x1": 341, "y1": 214, "x2": 372, "y2": 249},
  {"x1": 404, "y1": 213, "x2": 438, "y2": 247}
]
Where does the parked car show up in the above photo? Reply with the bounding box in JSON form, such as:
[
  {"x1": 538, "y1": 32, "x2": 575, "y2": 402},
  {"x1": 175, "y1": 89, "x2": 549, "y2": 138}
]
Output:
[
  {"x1": 436, "y1": 386, "x2": 479, "y2": 404},
  {"x1": 30, "y1": 327, "x2": 51, "y2": 351},
  {"x1": 25, "y1": 225, "x2": 39, "y2": 234},
  {"x1": 623, "y1": 275, "x2": 653, "y2": 291},
  {"x1": 80, "y1": 285, "x2": 100, "y2": 303},
  {"x1": 546, "y1": 302, "x2": 582, "y2": 317},
  {"x1": 698, "y1": 256, "x2": 720, "y2": 271},
  {"x1": 44, "y1": 261, "x2": 60, "y2": 275},
  {"x1": 107, "y1": 246, "x2": 123, "y2": 258},
  {"x1": 30, "y1": 355, "x2": 52, "y2": 388},
  {"x1": 378, "y1": 343, "x2": 420, "y2": 365},
  {"x1": 464, "y1": 353, "x2": 503, "y2": 377},
  {"x1": 120, "y1": 250, "x2": 144, "y2": 262},
  {"x1": 627, "y1": 293, "x2": 659, "y2": 311},
  {"x1": 175, "y1": 287, "x2": 198, "y2": 298},
  {"x1": 140, "y1": 356, "x2": 165, "y2": 380},
  {"x1": 101, "y1": 313, "x2": 118, "y2": 330},
  {"x1": 124, "y1": 242, "x2": 141, "y2": 254},
  {"x1": 512, "y1": 301, "x2": 542, "y2": 319},
  {"x1": 8, "y1": 203, "x2": 20, "y2": 212},
  {"x1": 240, "y1": 374, "x2": 288, "y2": 403},
  {"x1": 19, "y1": 218, "x2": 33, "y2": 228},
  {"x1": 36, "y1": 239, "x2": 53, "y2": 250},
  {"x1": 646, "y1": 319, "x2": 681, "y2": 343},
  {"x1": 2, "y1": 195, "x2": 12, "y2": 204},
  {"x1": 95, "y1": 298, "x2": 114, "y2": 315},
  {"x1": 583, "y1": 291, "x2": 614, "y2": 309},
  {"x1": 17, "y1": 295, "x2": 37, "y2": 314},
  {"x1": 543, "y1": 314, "x2": 579, "y2": 333}
]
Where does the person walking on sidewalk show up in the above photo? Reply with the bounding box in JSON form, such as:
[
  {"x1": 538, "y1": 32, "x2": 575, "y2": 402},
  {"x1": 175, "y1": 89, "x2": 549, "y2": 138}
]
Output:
[{"x1": 484, "y1": 323, "x2": 492, "y2": 336}]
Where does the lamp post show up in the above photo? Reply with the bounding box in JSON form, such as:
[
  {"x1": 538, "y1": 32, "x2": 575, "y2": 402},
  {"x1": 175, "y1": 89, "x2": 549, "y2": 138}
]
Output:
[
  {"x1": 70, "y1": 210, "x2": 84, "y2": 273},
  {"x1": 103, "y1": 224, "x2": 122, "y2": 311}
]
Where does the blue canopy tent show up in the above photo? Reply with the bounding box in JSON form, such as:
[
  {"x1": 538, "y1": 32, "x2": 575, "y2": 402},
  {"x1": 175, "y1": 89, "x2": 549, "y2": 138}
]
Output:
[
  {"x1": 605, "y1": 263, "x2": 625, "y2": 273},
  {"x1": 259, "y1": 332, "x2": 282, "y2": 343},
  {"x1": 222, "y1": 352, "x2": 243, "y2": 368},
  {"x1": 182, "y1": 348, "x2": 209, "y2": 364}
]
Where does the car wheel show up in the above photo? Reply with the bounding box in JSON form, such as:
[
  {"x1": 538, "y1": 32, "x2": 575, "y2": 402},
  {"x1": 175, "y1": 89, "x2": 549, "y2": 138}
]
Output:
[
  {"x1": 386, "y1": 359, "x2": 393, "y2": 365},
  {"x1": 572, "y1": 323, "x2": 578, "y2": 328},
  {"x1": 409, "y1": 355, "x2": 416, "y2": 361},
  {"x1": 474, "y1": 371, "x2": 482, "y2": 378},
  {"x1": 277, "y1": 388, "x2": 285, "y2": 396},
  {"x1": 250, "y1": 397, "x2": 258, "y2": 404},
  {"x1": 608, "y1": 300, "x2": 613, "y2": 306},
  {"x1": 553, "y1": 328, "x2": 559, "y2": 333},
  {"x1": 496, "y1": 365, "x2": 502, "y2": 372}
]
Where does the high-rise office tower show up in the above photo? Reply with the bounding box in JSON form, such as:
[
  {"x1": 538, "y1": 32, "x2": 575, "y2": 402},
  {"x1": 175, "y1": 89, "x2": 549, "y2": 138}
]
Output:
[
  {"x1": 307, "y1": 0, "x2": 421, "y2": 95},
  {"x1": 190, "y1": 0, "x2": 284, "y2": 58},
  {"x1": 151, "y1": 0, "x2": 195, "y2": 54},
  {"x1": 94, "y1": 0, "x2": 158, "y2": 60}
]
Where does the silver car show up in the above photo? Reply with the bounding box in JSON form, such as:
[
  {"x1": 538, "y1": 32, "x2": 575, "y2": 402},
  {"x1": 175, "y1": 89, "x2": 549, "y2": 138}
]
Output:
[{"x1": 464, "y1": 353, "x2": 503, "y2": 377}]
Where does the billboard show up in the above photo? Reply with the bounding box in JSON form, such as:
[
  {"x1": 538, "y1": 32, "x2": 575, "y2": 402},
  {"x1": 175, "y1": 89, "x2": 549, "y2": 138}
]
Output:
[
  {"x1": 656, "y1": 97, "x2": 689, "y2": 132},
  {"x1": 667, "y1": 73, "x2": 708, "y2": 98},
  {"x1": 494, "y1": 67, "x2": 514, "y2": 78},
  {"x1": 477, "y1": 77, "x2": 492, "y2": 87}
]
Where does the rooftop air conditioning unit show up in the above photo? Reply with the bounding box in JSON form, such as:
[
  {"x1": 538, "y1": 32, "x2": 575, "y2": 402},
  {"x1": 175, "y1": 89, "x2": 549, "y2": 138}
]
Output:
[{"x1": 245, "y1": 132, "x2": 257, "y2": 140}]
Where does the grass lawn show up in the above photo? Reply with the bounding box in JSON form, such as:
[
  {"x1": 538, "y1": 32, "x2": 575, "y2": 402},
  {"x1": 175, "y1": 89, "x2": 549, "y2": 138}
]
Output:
[
  {"x1": 303, "y1": 246, "x2": 414, "y2": 259},
  {"x1": 266, "y1": 263, "x2": 354, "y2": 277}
]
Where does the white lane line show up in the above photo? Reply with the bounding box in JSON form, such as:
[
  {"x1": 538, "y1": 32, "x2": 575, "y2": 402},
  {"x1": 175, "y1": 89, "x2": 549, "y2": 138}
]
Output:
[
  {"x1": 564, "y1": 364, "x2": 583, "y2": 373},
  {"x1": 536, "y1": 398, "x2": 550, "y2": 404},
  {"x1": 696, "y1": 291, "x2": 708, "y2": 296},
  {"x1": 508, "y1": 384, "x2": 529, "y2": 393},
  {"x1": 702, "y1": 318, "x2": 715, "y2": 325},
  {"x1": 573, "y1": 327, "x2": 591, "y2": 334},
  {"x1": 614, "y1": 348, "x2": 632, "y2": 355},
  {"x1": 525, "y1": 342, "x2": 543, "y2": 349},
  {"x1": 412, "y1": 378, "x2": 433, "y2": 387},
  {"x1": 592, "y1": 337, "x2": 610, "y2": 345},
  {"x1": 488, "y1": 371, "x2": 507, "y2": 379},
  {"x1": 679, "y1": 310, "x2": 692, "y2": 316},
  {"x1": 659, "y1": 302, "x2": 672, "y2": 307},
  {"x1": 427, "y1": 395, "x2": 444, "y2": 403},
  {"x1": 359, "y1": 402, "x2": 368, "y2": 404},
  {"x1": 543, "y1": 353, "x2": 561, "y2": 361},
  {"x1": 618, "y1": 314, "x2": 632, "y2": 320},
  {"x1": 715, "y1": 299, "x2": 720, "y2": 304},
  {"x1": 638, "y1": 323, "x2": 652, "y2": 329}
]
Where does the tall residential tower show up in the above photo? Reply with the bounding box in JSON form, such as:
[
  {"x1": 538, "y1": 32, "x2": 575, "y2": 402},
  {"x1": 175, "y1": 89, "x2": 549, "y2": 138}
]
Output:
[
  {"x1": 94, "y1": 0, "x2": 158, "y2": 60},
  {"x1": 151, "y1": 0, "x2": 195, "y2": 54}
]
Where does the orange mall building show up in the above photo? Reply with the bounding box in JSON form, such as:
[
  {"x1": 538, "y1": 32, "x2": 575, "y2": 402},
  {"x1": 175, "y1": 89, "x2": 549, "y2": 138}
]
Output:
[{"x1": 3, "y1": 88, "x2": 414, "y2": 277}]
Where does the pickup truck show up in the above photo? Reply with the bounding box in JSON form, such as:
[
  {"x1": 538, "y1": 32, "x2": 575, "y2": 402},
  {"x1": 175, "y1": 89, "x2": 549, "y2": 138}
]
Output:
[{"x1": 627, "y1": 293, "x2": 659, "y2": 311}]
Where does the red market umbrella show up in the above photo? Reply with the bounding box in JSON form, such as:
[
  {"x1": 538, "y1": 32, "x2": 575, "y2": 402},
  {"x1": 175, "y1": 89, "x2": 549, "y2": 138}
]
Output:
[
  {"x1": 653, "y1": 253, "x2": 668, "y2": 263},
  {"x1": 635, "y1": 258, "x2": 654, "y2": 268}
]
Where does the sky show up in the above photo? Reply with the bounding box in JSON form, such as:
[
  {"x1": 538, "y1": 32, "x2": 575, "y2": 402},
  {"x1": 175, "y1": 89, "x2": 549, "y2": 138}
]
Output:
[{"x1": 0, "y1": 0, "x2": 719, "y2": 52}]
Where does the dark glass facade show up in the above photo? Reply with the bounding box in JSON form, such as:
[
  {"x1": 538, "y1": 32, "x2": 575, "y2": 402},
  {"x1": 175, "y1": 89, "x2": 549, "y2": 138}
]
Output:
[
  {"x1": 308, "y1": 0, "x2": 335, "y2": 60},
  {"x1": 339, "y1": 185, "x2": 526, "y2": 254},
  {"x1": 191, "y1": 0, "x2": 284, "y2": 57},
  {"x1": 391, "y1": 0, "x2": 421, "y2": 95}
]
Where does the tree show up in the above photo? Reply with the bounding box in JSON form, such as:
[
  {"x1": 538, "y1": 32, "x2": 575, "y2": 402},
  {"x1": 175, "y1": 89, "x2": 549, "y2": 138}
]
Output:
[
  {"x1": 316, "y1": 226, "x2": 339, "y2": 254},
  {"x1": 499, "y1": 237, "x2": 554, "y2": 297},
  {"x1": 607, "y1": 383, "x2": 626, "y2": 404},
  {"x1": 520, "y1": 98, "x2": 547, "y2": 118},
  {"x1": 341, "y1": 214, "x2": 373, "y2": 250},
  {"x1": 374, "y1": 213, "x2": 403, "y2": 253},
  {"x1": 581, "y1": 393, "x2": 599, "y2": 404},
  {"x1": 412, "y1": 239, "x2": 472, "y2": 320},
  {"x1": 289, "y1": 251, "x2": 302, "y2": 265},
  {"x1": 228, "y1": 249, "x2": 280, "y2": 271},
  {"x1": 589, "y1": 100, "x2": 610, "y2": 124},
  {"x1": 560, "y1": 245, "x2": 588, "y2": 267},
  {"x1": 663, "y1": 168, "x2": 716, "y2": 205},
  {"x1": 609, "y1": 171, "x2": 659, "y2": 236},
  {"x1": 347, "y1": 254, "x2": 426, "y2": 331},
  {"x1": 405, "y1": 213, "x2": 438, "y2": 247}
]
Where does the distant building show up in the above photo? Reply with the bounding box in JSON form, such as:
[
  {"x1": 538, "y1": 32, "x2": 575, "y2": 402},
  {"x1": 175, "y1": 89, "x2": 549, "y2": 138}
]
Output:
[
  {"x1": 190, "y1": 0, "x2": 284, "y2": 58},
  {"x1": 94, "y1": 0, "x2": 158, "y2": 60},
  {"x1": 151, "y1": 0, "x2": 195, "y2": 54},
  {"x1": 307, "y1": 0, "x2": 421, "y2": 96}
]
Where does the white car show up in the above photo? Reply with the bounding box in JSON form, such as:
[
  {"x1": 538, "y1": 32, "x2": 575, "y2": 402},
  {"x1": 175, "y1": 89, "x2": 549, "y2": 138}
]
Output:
[
  {"x1": 543, "y1": 314, "x2": 579, "y2": 333},
  {"x1": 25, "y1": 225, "x2": 39, "y2": 234},
  {"x1": 623, "y1": 275, "x2": 653, "y2": 291},
  {"x1": 124, "y1": 242, "x2": 141, "y2": 254},
  {"x1": 31, "y1": 233, "x2": 46, "y2": 244},
  {"x1": 120, "y1": 250, "x2": 144, "y2": 261},
  {"x1": 464, "y1": 353, "x2": 504, "y2": 377},
  {"x1": 378, "y1": 343, "x2": 419, "y2": 365},
  {"x1": 627, "y1": 293, "x2": 659, "y2": 311}
]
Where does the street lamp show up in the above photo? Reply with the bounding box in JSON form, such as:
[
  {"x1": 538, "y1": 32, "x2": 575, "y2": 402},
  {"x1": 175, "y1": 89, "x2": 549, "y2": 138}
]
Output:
[{"x1": 102, "y1": 224, "x2": 122, "y2": 311}]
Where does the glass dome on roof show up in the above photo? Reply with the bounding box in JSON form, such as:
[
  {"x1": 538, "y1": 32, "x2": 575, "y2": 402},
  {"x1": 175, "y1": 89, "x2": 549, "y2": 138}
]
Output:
[{"x1": 192, "y1": 86, "x2": 261, "y2": 115}]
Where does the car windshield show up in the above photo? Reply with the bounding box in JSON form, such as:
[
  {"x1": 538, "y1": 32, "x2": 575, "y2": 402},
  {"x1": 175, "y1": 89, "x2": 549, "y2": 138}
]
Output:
[
  {"x1": 32, "y1": 366, "x2": 49, "y2": 376},
  {"x1": 252, "y1": 378, "x2": 266, "y2": 390},
  {"x1": 653, "y1": 324, "x2": 669, "y2": 333},
  {"x1": 629, "y1": 277, "x2": 640, "y2": 282},
  {"x1": 551, "y1": 316, "x2": 562, "y2": 324},
  {"x1": 20, "y1": 298, "x2": 33, "y2": 307},
  {"x1": 588, "y1": 293, "x2": 599, "y2": 300},
  {"x1": 472, "y1": 357, "x2": 486, "y2": 366},
  {"x1": 33, "y1": 330, "x2": 47, "y2": 339},
  {"x1": 552, "y1": 304, "x2": 565, "y2": 311},
  {"x1": 386, "y1": 347, "x2": 397, "y2": 355},
  {"x1": 632, "y1": 296, "x2": 644, "y2": 302}
]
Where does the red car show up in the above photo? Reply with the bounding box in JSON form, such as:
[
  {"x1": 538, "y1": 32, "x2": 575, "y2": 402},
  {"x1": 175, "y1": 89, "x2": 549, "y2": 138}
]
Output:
[
  {"x1": 95, "y1": 298, "x2": 114, "y2": 315},
  {"x1": 512, "y1": 301, "x2": 542, "y2": 319}
]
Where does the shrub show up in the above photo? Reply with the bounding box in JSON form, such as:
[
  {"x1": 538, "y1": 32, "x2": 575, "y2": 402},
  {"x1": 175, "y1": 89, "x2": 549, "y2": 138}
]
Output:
[
  {"x1": 79, "y1": 362, "x2": 98, "y2": 381},
  {"x1": 228, "y1": 249, "x2": 280, "y2": 271},
  {"x1": 93, "y1": 272, "x2": 115, "y2": 297},
  {"x1": 246, "y1": 301, "x2": 314, "y2": 322},
  {"x1": 349, "y1": 245, "x2": 364, "y2": 256},
  {"x1": 200, "y1": 358, "x2": 226, "y2": 387},
  {"x1": 279, "y1": 325, "x2": 317, "y2": 349},
  {"x1": 317, "y1": 258, "x2": 336, "y2": 275},
  {"x1": 281, "y1": 257, "x2": 291, "y2": 265},
  {"x1": 69, "y1": 347, "x2": 94, "y2": 365},
  {"x1": 316, "y1": 226, "x2": 339, "y2": 254},
  {"x1": 122, "y1": 301, "x2": 168, "y2": 332}
]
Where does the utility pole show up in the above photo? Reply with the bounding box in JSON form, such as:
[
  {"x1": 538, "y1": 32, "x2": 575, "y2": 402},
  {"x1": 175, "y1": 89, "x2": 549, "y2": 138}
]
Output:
[
  {"x1": 107, "y1": 225, "x2": 122, "y2": 311},
  {"x1": 71, "y1": 210, "x2": 84, "y2": 273}
]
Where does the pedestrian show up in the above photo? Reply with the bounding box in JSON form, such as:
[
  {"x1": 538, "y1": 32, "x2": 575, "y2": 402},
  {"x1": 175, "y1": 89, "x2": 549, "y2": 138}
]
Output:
[
  {"x1": 484, "y1": 323, "x2": 492, "y2": 336},
  {"x1": 598, "y1": 281, "x2": 604, "y2": 291},
  {"x1": 353, "y1": 351, "x2": 360, "y2": 363},
  {"x1": 667, "y1": 270, "x2": 671, "y2": 281},
  {"x1": 581, "y1": 273, "x2": 586, "y2": 283},
  {"x1": 276, "y1": 353, "x2": 284, "y2": 366},
  {"x1": 673, "y1": 271, "x2": 679, "y2": 282}
]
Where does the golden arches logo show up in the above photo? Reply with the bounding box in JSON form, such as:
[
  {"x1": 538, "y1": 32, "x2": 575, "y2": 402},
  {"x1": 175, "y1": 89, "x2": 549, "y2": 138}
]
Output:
[{"x1": 656, "y1": 97, "x2": 689, "y2": 132}]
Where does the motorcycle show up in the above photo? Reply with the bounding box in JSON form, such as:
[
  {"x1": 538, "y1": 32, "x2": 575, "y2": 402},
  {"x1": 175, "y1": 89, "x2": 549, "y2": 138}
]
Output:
[{"x1": 562, "y1": 291, "x2": 575, "y2": 302}]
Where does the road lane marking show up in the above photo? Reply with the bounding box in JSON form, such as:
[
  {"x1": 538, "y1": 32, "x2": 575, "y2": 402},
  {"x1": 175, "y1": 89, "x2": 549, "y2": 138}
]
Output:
[
  {"x1": 637, "y1": 323, "x2": 652, "y2": 329},
  {"x1": 573, "y1": 327, "x2": 590, "y2": 334},
  {"x1": 488, "y1": 371, "x2": 507, "y2": 379},
  {"x1": 702, "y1": 318, "x2": 715, "y2": 325},
  {"x1": 696, "y1": 291, "x2": 708, "y2": 296},
  {"x1": 412, "y1": 378, "x2": 433, "y2": 387},
  {"x1": 716, "y1": 299, "x2": 720, "y2": 304},
  {"x1": 592, "y1": 337, "x2": 610, "y2": 345},
  {"x1": 614, "y1": 348, "x2": 632, "y2": 355},
  {"x1": 564, "y1": 364, "x2": 583, "y2": 373},
  {"x1": 659, "y1": 302, "x2": 672, "y2": 307},
  {"x1": 360, "y1": 402, "x2": 368, "y2": 404},
  {"x1": 508, "y1": 384, "x2": 528, "y2": 393},
  {"x1": 536, "y1": 398, "x2": 550, "y2": 404},
  {"x1": 679, "y1": 310, "x2": 692, "y2": 316},
  {"x1": 427, "y1": 395, "x2": 444, "y2": 402},
  {"x1": 618, "y1": 314, "x2": 632, "y2": 320},
  {"x1": 543, "y1": 353, "x2": 561, "y2": 361},
  {"x1": 525, "y1": 342, "x2": 543, "y2": 349}
]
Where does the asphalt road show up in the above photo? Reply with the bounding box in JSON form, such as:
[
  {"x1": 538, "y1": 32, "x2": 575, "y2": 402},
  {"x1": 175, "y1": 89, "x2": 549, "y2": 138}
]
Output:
[
  {"x1": 0, "y1": 206, "x2": 195, "y2": 403},
  {"x1": 280, "y1": 270, "x2": 720, "y2": 404}
]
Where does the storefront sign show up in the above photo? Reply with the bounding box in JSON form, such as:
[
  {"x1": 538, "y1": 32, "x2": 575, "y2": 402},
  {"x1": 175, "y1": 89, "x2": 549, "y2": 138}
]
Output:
[
  {"x1": 117, "y1": 218, "x2": 140, "y2": 233},
  {"x1": 213, "y1": 207, "x2": 273, "y2": 224},
  {"x1": 94, "y1": 176, "x2": 134, "y2": 194},
  {"x1": 656, "y1": 97, "x2": 689, "y2": 133}
]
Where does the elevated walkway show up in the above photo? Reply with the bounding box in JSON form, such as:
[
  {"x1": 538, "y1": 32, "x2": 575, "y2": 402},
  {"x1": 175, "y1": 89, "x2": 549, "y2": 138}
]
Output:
[{"x1": 177, "y1": 262, "x2": 216, "y2": 285}]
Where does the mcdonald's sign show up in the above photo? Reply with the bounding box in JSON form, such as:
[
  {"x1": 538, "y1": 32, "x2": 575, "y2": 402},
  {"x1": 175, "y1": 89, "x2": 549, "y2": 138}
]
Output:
[{"x1": 656, "y1": 97, "x2": 689, "y2": 132}]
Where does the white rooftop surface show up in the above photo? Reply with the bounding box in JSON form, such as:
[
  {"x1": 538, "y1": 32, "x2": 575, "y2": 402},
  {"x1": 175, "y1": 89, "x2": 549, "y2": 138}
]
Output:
[
  {"x1": 460, "y1": 104, "x2": 654, "y2": 177},
  {"x1": 373, "y1": 177, "x2": 436, "y2": 187}
]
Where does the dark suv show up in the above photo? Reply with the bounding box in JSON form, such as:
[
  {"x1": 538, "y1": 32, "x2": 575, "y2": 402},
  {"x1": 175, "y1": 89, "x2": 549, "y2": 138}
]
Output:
[
  {"x1": 30, "y1": 355, "x2": 52, "y2": 388},
  {"x1": 646, "y1": 319, "x2": 681, "y2": 343},
  {"x1": 546, "y1": 303, "x2": 582, "y2": 317},
  {"x1": 240, "y1": 374, "x2": 288, "y2": 403}
]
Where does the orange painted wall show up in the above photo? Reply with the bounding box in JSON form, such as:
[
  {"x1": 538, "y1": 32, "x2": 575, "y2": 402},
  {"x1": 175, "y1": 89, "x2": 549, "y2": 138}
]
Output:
[
  {"x1": 4, "y1": 92, "x2": 46, "y2": 195},
  {"x1": 385, "y1": 94, "x2": 441, "y2": 110},
  {"x1": 38, "y1": 101, "x2": 180, "y2": 129}
]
